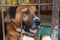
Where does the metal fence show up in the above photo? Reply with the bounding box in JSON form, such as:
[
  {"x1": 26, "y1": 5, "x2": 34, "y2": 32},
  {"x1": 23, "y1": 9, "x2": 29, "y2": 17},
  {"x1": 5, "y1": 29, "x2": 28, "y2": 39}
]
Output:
[{"x1": 0, "y1": 0, "x2": 59, "y2": 40}]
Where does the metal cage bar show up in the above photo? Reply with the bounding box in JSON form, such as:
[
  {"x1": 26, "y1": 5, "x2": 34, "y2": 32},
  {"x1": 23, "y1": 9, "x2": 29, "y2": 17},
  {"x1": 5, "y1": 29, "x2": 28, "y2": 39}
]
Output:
[
  {"x1": 0, "y1": 0, "x2": 5, "y2": 40},
  {"x1": 51, "y1": 0, "x2": 59, "y2": 40},
  {"x1": 2, "y1": 3, "x2": 52, "y2": 7},
  {"x1": 20, "y1": 0, "x2": 23, "y2": 40},
  {"x1": 38, "y1": 0, "x2": 40, "y2": 40}
]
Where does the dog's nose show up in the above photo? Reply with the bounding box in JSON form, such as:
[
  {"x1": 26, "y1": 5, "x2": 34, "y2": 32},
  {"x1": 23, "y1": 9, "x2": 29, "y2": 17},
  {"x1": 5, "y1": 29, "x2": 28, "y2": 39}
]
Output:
[
  {"x1": 33, "y1": 16, "x2": 41, "y2": 26},
  {"x1": 34, "y1": 19, "x2": 41, "y2": 26}
]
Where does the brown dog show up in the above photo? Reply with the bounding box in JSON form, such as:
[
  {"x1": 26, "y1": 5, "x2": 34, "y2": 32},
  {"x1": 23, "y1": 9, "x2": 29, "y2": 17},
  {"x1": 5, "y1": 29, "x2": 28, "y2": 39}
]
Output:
[{"x1": 5, "y1": 6, "x2": 41, "y2": 40}]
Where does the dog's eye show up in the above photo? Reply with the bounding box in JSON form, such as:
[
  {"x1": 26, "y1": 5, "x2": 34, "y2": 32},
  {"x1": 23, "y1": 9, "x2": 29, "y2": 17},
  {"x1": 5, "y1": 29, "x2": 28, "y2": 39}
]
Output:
[{"x1": 22, "y1": 11, "x2": 30, "y2": 15}]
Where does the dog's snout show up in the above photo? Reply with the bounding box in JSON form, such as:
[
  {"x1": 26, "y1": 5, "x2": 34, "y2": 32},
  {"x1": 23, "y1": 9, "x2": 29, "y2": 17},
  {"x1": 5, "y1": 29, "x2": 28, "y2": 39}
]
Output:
[
  {"x1": 34, "y1": 19, "x2": 41, "y2": 26},
  {"x1": 33, "y1": 16, "x2": 41, "y2": 26}
]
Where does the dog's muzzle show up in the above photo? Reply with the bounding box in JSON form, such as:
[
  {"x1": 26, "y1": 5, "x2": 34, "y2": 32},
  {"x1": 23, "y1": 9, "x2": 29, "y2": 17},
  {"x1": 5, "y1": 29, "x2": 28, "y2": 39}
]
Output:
[
  {"x1": 32, "y1": 14, "x2": 41, "y2": 28},
  {"x1": 33, "y1": 14, "x2": 40, "y2": 22},
  {"x1": 33, "y1": 17, "x2": 41, "y2": 26},
  {"x1": 28, "y1": 15, "x2": 41, "y2": 34}
]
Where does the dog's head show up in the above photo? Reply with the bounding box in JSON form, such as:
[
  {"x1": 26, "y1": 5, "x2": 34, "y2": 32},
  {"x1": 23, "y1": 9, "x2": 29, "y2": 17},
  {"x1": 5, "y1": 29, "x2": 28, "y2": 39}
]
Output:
[{"x1": 10, "y1": 6, "x2": 41, "y2": 34}]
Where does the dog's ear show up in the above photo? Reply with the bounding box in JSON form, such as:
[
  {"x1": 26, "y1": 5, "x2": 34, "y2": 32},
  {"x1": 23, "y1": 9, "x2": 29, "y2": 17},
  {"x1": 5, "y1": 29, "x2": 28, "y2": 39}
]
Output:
[
  {"x1": 29, "y1": 6, "x2": 37, "y2": 13},
  {"x1": 16, "y1": 7, "x2": 20, "y2": 14},
  {"x1": 9, "y1": 6, "x2": 17, "y2": 18}
]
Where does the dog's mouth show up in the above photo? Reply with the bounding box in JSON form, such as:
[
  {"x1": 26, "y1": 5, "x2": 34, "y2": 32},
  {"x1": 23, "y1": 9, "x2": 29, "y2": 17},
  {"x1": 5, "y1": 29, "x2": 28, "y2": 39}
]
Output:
[
  {"x1": 30, "y1": 28, "x2": 37, "y2": 33},
  {"x1": 22, "y1": 16, "x2": 41, "y2": 34}
]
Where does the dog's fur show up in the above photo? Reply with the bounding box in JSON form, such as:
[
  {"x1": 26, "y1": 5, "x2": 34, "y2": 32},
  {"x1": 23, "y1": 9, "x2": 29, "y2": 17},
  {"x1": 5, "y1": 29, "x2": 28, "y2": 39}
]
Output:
[
  {"x1": 40, "y1": 34, "x2": 52, "y2": 40},
  {"x1": 5, "y1": 6, "x2": 40, "y2": 40}
]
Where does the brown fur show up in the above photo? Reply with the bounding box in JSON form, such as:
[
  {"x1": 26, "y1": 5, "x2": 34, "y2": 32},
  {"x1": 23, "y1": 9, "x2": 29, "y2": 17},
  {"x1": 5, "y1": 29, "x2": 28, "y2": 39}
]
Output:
[{"x1": 6, "y1": 6, "x2": 38, "y2": 40}]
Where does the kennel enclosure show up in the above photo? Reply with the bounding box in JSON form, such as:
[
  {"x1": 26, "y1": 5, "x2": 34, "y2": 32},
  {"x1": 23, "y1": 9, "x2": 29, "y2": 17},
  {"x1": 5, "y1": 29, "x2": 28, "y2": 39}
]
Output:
[{"x1": 0, "y1": 0, "x2": 60, "y2": 40}]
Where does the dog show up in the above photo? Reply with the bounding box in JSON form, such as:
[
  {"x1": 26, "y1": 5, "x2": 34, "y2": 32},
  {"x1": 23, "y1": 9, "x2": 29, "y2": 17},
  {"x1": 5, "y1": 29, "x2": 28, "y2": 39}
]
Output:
[{"x1": 5, "y1": 6, "x2": 41, "y2": 40}]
